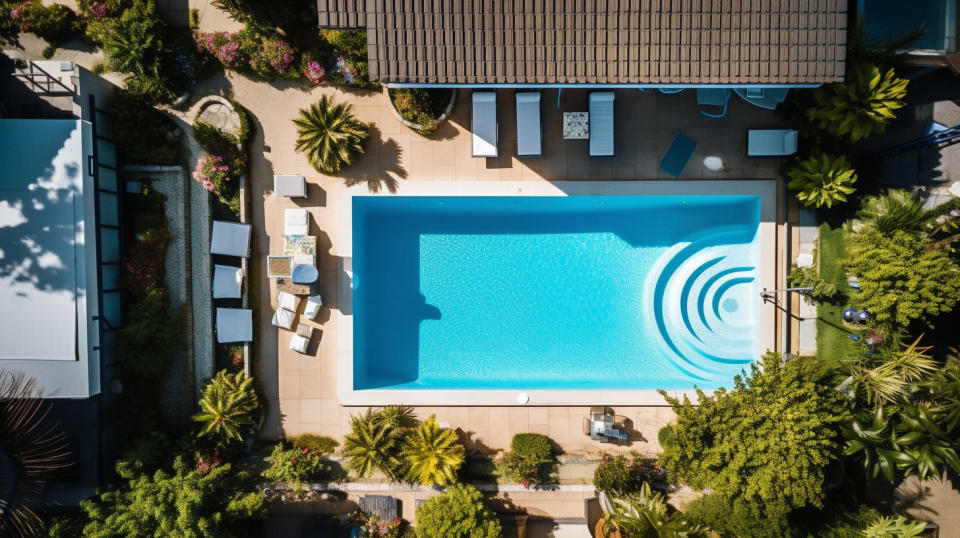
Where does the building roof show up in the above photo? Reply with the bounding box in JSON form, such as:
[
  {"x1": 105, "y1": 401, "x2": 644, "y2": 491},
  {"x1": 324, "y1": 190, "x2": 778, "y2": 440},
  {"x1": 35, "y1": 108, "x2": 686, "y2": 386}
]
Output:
[
  {"x1": 0, "y1": 119, "x2": 99, "y2": 398},
  {"x1": 317, "y1": 0, "x2": 848, "y2": 85}
]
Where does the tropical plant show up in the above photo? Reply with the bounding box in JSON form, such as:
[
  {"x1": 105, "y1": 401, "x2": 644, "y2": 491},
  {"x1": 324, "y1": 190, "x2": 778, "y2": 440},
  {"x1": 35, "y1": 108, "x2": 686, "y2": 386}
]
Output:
[
  {"x1": 593, "y1": 452, "x2": 667, "y2": 496},
  {"x1": 342, "y1": 410, "x2": 402, "y2": 480},
  {"x1": 0, "y1": 372, "x2": 73, "y2": 537},
  {"x1": 657, "y1": 353, "x2": 849, "y2": 528},
  {"x1": 852, "y1": 189, "x2": 960, "y2": 239},
  {"x1": 414, "y1": 484, "x2": 501, "y2": 538},
  {"x1": 77, "y1": 456, "x2": 265, "y2": 537},
  {"x1": 787, "y1": 265, "x2": 844, "y2": 305},
  {"x1": 288, "y1": 433, "x2": 338, "y2": 456},
  {"x1": 806, "y1": 62, "x2": 908, "y2": 143},
  {"x1": 494, "y1": 433, "x2": 555, "y2": 487},
  {"x1": 597, "y1": 482, "x2": 707, "y2": 538},
  {"x1": 786, "y1": 153, "x2": 858, "y2": 208},
  {"x1": 292, "y1": 95, "x2": 368, "y2": 174},
  {"x1": 841, "y1": 335, "x2": 939, "y2": 408},
  {"x1": 862, "y1": 515, "x2": 927, "y2": 537},
  {"x1": 682, "y1": 493, "x2": 777, "y2": 538},
  {"x1": 842, "y1": 229, "x2": 960, "y2": 327},
  {"x1": 261, "y1": 442, "x2": 330, "y2": 491},
  {"x1": 400, "y1": 415, "x2": 464, "y2": 487},
  {"x1": 375, "y1": 404, "x2": 418, "y2": 430},
  {"x1": 192, "y1": 370, "x2": 259, "y2": 447},
  {"x1": 101, "y1": 0, "x2": 165, "y2": 77}
]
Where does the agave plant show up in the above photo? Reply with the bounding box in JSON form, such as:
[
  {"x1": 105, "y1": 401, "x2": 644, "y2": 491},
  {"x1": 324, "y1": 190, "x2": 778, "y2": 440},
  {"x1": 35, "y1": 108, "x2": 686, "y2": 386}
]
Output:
[
  {"x1": 0, "y1": 372, "x2": 73, "y2": 537},
  {"x1": 806, "y1": 62, "x2": 908, "y2": 143},
  {"x1": 292, "y1": 95, "x2": 368, "y2": 174},
  {"x1": 863, "y1": 515, "x2": 927, "y2": 538},
  {"x1": 400, "y1": 415, "x2": 464, "y2": 487},
  {"x1": 597, "y1": 482, "x2": 707, "y2": 538},
  {"x1": 786, "y1": 153, "x2": 858, "y2": 208},
  {"x1": 192, "y1": 370, "x2": 259, "y2": 447},
  {"x1": 342, "y1": 410, "x2": 402, "y2": 480}
]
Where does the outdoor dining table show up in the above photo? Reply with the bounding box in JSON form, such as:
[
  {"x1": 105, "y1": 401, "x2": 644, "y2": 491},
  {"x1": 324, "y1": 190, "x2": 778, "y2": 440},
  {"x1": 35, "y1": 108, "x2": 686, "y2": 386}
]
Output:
[{"x1": 562, "y1": 112, "x2": 589, "y2": 139}]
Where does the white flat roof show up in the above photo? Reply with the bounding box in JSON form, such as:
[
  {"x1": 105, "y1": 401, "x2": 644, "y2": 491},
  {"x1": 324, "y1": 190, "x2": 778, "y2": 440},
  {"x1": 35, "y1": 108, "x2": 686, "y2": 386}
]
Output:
[
  {"x1": 336, "y1": 180, "x2": 779, "y2": 406},
  {"x1": 0, "y1": 119, "x2": 98, "y2": 398}
]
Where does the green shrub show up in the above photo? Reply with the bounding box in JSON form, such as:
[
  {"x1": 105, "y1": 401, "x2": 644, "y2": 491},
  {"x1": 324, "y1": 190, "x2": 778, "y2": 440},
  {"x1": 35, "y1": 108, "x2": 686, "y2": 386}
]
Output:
[
  {"x1": 116, "y1": 286, "x2": 177, "y2": 380},
  {"x1": 193, "y1": 370, "x2": 260, "y2": 447},
  {"x1": 495, "y1": 433, "x2": 554, "y2": 487},
  {"x1": 262, "y1": 442, "x2": 330, "y2": 490},
  {"x1": 321, "y1": 29, "x2": 367, "y2": 57},
  {"x1": 786, "y1": 153, "x2": 858, "y2": 209},
  {"x1": 510, "y1": 433, "x2": 551, "y2": 461},
  {"x1": 123, "y1": 72, "x2": 178, "y2": 106},
  {"x1": 231, "y1": 99, "x2": 252, "y2": 144},
  {"x1": 842, "y1": 229, "x2": 960, "y2": 328},
  {"x1": 414, "y1": 484, "x2": 501, "y2": 538},
  {"x1": 806, "y1": 62, "x2": 908, "y2": 143},
  {"x1": 12, "y1": 2, "x2": 81, "y2": 45},
  {"x1": 658, "y1": 353, "x2": 850, "y2": 528},
  {"x1": 110, "y1": 90, "x2": 180, "y2": 164},
  {"x1": 288, "y1": 434, "x2": 338, "y2": 456},
  {"x1": 787, "y1": 266, "x2": 844, "y2": 305},
  {"x1": 593, "y1": 452, "x2": 666, "y2": 495},
  {"x1": 388, "y1": 88, "x2": 452, "y2": 135},
  {"x1": 114, "y1": 432, "x2": 171, "y2": 479},
  {"x1": 683, "y1": 493, "x2": 778, "y2": 537}
]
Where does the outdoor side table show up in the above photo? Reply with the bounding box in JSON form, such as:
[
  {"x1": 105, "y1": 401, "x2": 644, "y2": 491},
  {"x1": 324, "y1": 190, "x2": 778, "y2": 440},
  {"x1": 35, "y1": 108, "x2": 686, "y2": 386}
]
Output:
[{"x1": 563, "y1": 112, "x2": 589, "y2": 139}]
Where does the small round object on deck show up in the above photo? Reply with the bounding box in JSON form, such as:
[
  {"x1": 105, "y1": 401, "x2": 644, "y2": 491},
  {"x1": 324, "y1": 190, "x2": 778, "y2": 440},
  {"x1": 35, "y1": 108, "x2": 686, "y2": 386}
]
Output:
[{"x1": 517, "y1": 393, "x2": 529, "y2": 405}]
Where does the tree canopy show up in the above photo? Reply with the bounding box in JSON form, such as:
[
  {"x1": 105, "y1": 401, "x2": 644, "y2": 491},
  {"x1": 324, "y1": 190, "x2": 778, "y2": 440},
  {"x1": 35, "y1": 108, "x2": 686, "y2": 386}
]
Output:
[
  {"x1": 657, "y1": 353, "x2": 849, "y2": 529},
  {"x1": 414, "y1": 484, "x2": 501, "y2": 538}
]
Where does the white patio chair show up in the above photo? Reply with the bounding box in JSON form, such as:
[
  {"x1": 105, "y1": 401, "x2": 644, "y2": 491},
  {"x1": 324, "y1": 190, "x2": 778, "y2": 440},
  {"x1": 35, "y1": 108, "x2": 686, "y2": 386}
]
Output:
[
  {"x1": 273, "y1": 174, "x2": 306, "y2": 197},
  {"x1": 285, "y1": 208, "x2": 309, "y2": 236},
  {"x1": 471, "y1": 92, "x2": 498, "y2": 157},
  {"x1": 515, "y1": 92, "x2": 542, "y2": 157}
]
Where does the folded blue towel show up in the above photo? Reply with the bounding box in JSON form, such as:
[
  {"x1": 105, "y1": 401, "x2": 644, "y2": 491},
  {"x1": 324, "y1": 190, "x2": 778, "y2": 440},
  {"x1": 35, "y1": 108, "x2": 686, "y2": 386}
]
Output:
[{"x1": 659, "y1": 133, "x2": 698, "y2": 178}]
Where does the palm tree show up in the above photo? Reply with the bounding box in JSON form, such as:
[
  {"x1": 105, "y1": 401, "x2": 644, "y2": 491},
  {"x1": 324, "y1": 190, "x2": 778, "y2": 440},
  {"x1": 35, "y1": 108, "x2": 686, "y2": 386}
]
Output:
[
  {"x1": 597, "y1": 483, "x2": 707, "y2": 538},
  {"x1": 842, "y1": 335, "x2": 938, "y2": 408},
  {"x1": 192, "y1": 370, "x2": 259, "y2": 446},
  {"x1": 400, "y1": 415, "x2": 464, "y2": 487},
  {"x1": 852, "y1": 189, "x2": 960, "y2": 239},
  {"x1": 374, "y1": 404, "x2": 418, "y2": 430},
  {"x1": 342, "y1": 410, "x2": 401, "y2": 479},
  {"x1": 0, "y1": 372, "x2": 73, "y2": 537},
  {"x1": 103, "y1": 0, "x2": 165, "y2": 77},
  {"x1": 863, "y1": 515, "x2": 926, "y2": 538},
  {"x1": 292, "y1": 95, "x2": 368, "y2": 174},
  {"x1": 786, "y1": 153, "x2": 858, "y2": 208},
  {"x1": 806, "y1": 62, "x2": 908, "y2": 143}
]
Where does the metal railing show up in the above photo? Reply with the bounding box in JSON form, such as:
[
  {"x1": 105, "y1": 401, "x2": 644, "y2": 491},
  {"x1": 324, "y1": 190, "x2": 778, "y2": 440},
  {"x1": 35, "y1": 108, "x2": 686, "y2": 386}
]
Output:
[{"x1": 11, "y1": 61, "x2": 76, "y2": 96}]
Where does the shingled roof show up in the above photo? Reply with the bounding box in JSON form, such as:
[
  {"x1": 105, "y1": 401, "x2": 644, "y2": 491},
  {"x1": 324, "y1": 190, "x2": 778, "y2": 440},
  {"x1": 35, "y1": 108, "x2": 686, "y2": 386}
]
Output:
[{"x1": 317, "y1": 0, "x2": 848, "y2": 85}]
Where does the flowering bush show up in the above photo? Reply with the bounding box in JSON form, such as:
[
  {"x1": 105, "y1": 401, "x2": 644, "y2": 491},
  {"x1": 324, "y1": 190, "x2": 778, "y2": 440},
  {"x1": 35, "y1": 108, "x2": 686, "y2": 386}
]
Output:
[
  {"x1": 195, "y1": 450, "x2": 223, "y2": 474},
  {"x1": 249, "y1": 37, "x2": 295, "y2": 75},
  {"x1": 261, "y1": 442, "x2": 330, "y2": 491},
  {"x1": 195, "y1": 31, "x2": 245, "y2": 67},
  {"x1": 388, "y1": 88, "x2": 453, "y2": 136},
  {"x1": 88, "y1": 2, "x2": 106, "y2": 18},
  {"x1": 194, "y1": 155, "x2": 233, "y2": 195},
  {"x1": 10, "y1": 1, "x2": 80, "y2": 44},
  {"x1": 348, "y1": 511, "x2": 405, "y2": 538},
  {"x1": 593, "y1": 451, "x2": 668, "y2": 495},
  {"x1": 122, "y1": 227, "x2": 169, "y2": 296},
  {"x1": 494, "y1": 433, "x2": 555, "y2": 488},
  {"x1": 301, "y1": 55, "x2": 325, "y2": 85}
]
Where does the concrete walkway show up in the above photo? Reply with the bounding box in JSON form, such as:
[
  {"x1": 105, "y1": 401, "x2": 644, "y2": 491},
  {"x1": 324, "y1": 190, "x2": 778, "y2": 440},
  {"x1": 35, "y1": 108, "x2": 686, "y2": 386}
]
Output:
[{"x1": 797, "y1": 209, "x2": 818, "y2": 356}]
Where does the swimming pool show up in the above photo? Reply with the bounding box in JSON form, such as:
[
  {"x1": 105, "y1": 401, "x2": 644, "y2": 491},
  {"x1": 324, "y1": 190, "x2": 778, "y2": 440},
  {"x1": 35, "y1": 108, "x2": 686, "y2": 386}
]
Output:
[{"x1": 352, "y1": 194, "x2": 761, "y2": 392}]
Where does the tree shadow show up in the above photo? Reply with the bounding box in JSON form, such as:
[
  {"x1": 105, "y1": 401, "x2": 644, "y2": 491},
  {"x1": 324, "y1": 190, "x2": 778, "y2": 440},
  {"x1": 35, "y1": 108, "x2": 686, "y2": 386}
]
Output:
[{"x1": 339, "y1": 124, "x2": 407, "y2": 194}]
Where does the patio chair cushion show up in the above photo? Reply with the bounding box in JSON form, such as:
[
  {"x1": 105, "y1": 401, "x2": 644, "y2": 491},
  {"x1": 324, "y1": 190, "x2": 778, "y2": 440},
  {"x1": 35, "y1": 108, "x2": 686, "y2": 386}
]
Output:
[
  {"x1": 273, "y1": 174, "x2": 306, "y2": 197},
  {"x1": 212, "y1": 265, "x2": 243, "y2": 299},
  {"x1": 515, "y1": 92, "x2": 542, "y2": 157},
  {"x1": 471, "y1": 92, "x2": 498, "y2": 157},
  {"x1": 747, "y1": 129, "x2": 798, "y2": 156},
  {"x1": 277, "y1": 291, "x2": 300, "y2": 312},
  {"x1": 285, "y1": 209, "x2": 309, "y2": 236},
  {"x1": 589, "y1": 92, "x2": 615, "y2": 157},
  {"x1": 289, "y1": 334, "x2": 309, "y2": 354},
  {"x1": 659, "y1": 132, "x2": 698, "y2": 178},
  {"x1": 216, "y1": 308, "x2": 253, "y2": 343},
  {"x1": 303, "y1": 295, "x2": 323, "y2": 320},
  {"x1": 210, "y1": 221, "x2": 251, "y2": 258},
  {"x1": 272, "y1": 308, "x2": 295, "y2": 330}
]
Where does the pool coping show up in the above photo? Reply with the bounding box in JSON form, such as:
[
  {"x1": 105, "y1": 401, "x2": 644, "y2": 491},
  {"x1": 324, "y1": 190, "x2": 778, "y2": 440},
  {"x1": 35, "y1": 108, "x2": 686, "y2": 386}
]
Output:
[{"x1": 336, "y1": 180, "x2": 778, "y2": 406}]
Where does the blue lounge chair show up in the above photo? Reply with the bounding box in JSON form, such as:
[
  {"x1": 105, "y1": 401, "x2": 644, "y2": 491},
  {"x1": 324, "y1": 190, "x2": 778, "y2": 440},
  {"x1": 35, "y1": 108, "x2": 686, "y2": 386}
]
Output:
[
  {"x1": 515, "y1": 92, "x2": 542, "y2": 157},
  {"x1": 748, "y1": 129, "x2": 798, "y2": 156},
  {"x1": 697, "y1": 88, "x2": 732, "y2": 118},
  {"x1": 659, "y1": 132, "x2": 698, "y2": 178},
  {"x1": 589, "y1": 92, "x2": 615, "y2": 157}
]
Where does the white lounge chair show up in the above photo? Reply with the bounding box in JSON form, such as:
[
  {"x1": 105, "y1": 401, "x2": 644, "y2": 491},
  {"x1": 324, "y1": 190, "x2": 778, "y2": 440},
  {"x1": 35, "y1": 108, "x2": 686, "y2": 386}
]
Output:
[
  {"x1": 303, "y1": 295, "x2": 323, "y2": 320},
  {"x1": 216, "y1": 308, "x2": 253, "y2": 343},
  {"x1": 589, "y1": 92, "x2": 615, "y2": 157},
  {"x1": 273, "y1": 174, "x2": 306, "y2": 197},
  {"x1": 285, "y1": 208, "x2": 309, "y2": 236},
  {"x1": 515, "y1": 92, "x2": 542, "y2": 157},
  {"x1": 747, "y1": 129, "x2": 798, "y2": 156},
  {"x1": 471, "y1": 92, "x2": 498, "y2": 157},
  {"x1": 212, "y1": 265, "x2": 243, "y2": 299},
  {"x1": 210, "y1": 221, "x2": 252, "y2": 258}
]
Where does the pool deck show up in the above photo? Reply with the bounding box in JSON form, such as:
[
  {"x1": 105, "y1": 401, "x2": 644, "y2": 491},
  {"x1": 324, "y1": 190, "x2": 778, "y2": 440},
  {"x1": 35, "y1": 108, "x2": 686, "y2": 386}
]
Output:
[{"x1": 247, "y1": 83, "x2": 789, "y2": 457}]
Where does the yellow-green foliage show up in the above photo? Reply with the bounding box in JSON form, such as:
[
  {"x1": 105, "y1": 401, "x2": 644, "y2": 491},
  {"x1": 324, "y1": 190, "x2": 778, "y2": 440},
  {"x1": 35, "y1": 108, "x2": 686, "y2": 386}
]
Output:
[
  {"x1": 657, "y1": 353, "x2": 849, "y2": 528},
  {"x1": 401, "y1": 415, "x2": 464, "y2": 487},
  {"x1": 806, "y1": 62, "x2": 908, "y2": 142},
  {"x1": 842, "y1": 229, "x2": 960, "y2": 327},
  {"x1": 786, "y1": 153, "x2": 858, "y2": 208}
]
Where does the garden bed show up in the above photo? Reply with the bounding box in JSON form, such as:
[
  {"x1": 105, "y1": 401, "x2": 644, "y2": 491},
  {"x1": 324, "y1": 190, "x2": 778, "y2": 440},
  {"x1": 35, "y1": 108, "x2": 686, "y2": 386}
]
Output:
[
  {"x1": 815, "y1": 222, "x2": 859, "y2": 365},
  {"x1": 387, "y1": 88, "x2": 456, "y2": 135}
]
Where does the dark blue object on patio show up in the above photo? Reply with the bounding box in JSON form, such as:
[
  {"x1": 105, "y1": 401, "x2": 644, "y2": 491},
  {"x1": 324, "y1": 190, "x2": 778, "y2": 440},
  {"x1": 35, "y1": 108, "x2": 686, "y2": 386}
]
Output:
[{"x1": 659, "y1": 132, "x2": 698, "y2": 178}]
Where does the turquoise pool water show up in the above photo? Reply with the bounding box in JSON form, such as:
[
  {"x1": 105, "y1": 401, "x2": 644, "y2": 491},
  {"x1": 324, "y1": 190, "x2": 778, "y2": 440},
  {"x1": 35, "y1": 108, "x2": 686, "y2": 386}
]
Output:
[{"x1": 353, "y1": 196, "x2": 760, "y2": 390}]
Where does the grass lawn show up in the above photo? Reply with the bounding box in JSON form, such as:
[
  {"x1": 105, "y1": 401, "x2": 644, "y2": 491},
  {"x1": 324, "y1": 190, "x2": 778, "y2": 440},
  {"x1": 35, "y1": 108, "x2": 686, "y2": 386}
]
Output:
[{"x1": 815, "y1": 222, "x2": 860, "y2": 365}]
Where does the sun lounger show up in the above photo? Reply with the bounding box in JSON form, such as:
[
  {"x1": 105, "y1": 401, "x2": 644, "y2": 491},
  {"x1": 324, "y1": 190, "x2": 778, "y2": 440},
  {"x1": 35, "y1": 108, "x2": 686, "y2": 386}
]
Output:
[
  {"x1": 515, "y1": 92, "x2": 542, "y2": 157},
  {"x1": 747, "y1": 129, "x2": 798, "y2": 156},
  {"x1": 359, "y1": 495, "x2": 398, "y2": 522},
  {"x1": 216, "y1": 308, "x2": 252, "y2": 343},
  {"x1": 212, "y1": 265, "x2": 243, "y2": 299},
  {"x1": 659, "y1": 132, "x2": 698, "y2": 178},
  {"x1": 472, "y1": 92, "x2": 498, "y2": 157},
  {"x1": 589, "y1": 92, "x2": 615, "y2": 156},
  {"x1": 273, "y1": 174, "x2": 306, "y2": 197},
  {"x1": 210, "y1": 221, "x2": 251, "y2": 258},
  {"x1": 285, "y1": 209, "x2": 309, "y2": 236},
  {"x1": 697, "y1": 88, "x2": 732, "y2": 118}
]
